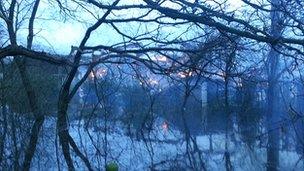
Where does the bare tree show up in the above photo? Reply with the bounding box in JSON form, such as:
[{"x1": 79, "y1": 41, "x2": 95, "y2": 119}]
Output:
[{"x1": 0, "y1": 0, "x2": 304, "y2": 170}]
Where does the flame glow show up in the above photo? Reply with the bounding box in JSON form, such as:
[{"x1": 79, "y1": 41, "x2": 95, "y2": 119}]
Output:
[{"x1": 162, "y1": 121, "x2": 168, "y2": 133}]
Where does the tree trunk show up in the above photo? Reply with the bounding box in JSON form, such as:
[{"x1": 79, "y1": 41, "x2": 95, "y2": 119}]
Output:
[
  {"x1": 57, "y1": 88, "x2": 93, "y2": 171},
  {"x1": 15, "y1": 58, "x2": 45, "y2": 171},
  {"x1": 5, "y1": 1, "x2": 44, "y2": 169},
  {"x1": 57, "y1": 96, "x2": 75, "y2": 171},
  {"x1": 22, "y1": 115, "x2": 44, "y2": 171},
  {"x1": 0, "y1": 61, "x2": 8, "y2": 166},
  {"x1": 266, "y1": 0, "x2": 283, "y2": 170},
  {"x1": 0, "y1": 104, "x2": 7, "y2": 167}
]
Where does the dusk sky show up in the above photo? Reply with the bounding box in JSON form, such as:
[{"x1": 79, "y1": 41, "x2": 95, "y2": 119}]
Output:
[{"x1": 27, "y1": 0, "x2": 244, "y2": 54}]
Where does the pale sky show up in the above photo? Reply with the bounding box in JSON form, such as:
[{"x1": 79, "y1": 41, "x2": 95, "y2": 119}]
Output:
[{"x1": 31, "y1": 0, "x2": 244, "y2": 55}]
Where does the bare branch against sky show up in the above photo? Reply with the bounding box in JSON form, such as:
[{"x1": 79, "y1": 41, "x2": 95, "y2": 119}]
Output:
[{"x1": 0, "y1": 0, "x2": 304, "y2": 170}]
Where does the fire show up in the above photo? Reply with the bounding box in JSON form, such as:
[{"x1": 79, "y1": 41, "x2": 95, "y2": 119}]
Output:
[
  {"x1": 152, "y1": 55, "x2": 167, "y2": 62},
  {"x1": 89, "y1": 68, "x2": 107, "y2": 80},
  {"x1": 157, "y1": 56, "x2": 167, "y2": 62},
  {"x1": 89, "y1": 71, "x2": 95, "y2": 79},
  {"x1": 148, "y1": 78, "x2": 158, "y2": 85},
  {"x1": 96, "y1": 68, "x2": 107, "y2": 78},
  {"x1": 177, "y1": 71, "x2": 193, "y2": 78},
  {"x1": 162, "y1": 121, "x2": 168, "y2": 133}
]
